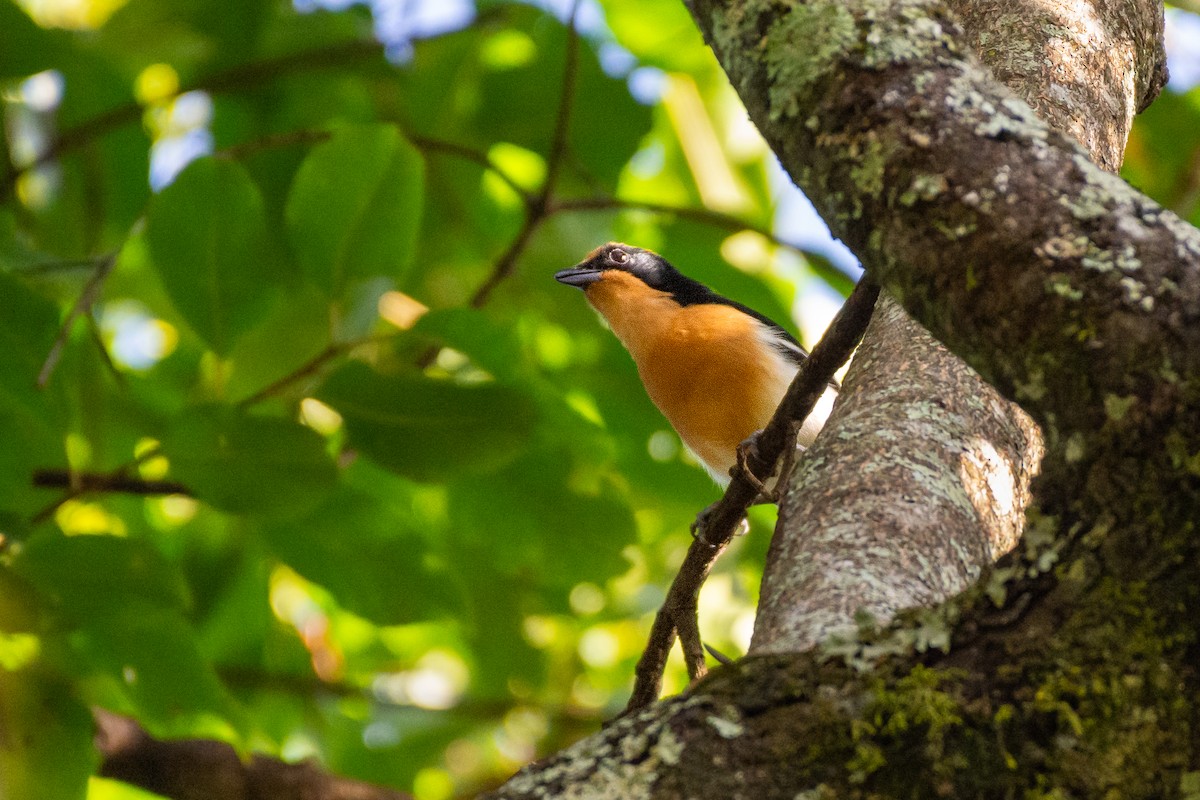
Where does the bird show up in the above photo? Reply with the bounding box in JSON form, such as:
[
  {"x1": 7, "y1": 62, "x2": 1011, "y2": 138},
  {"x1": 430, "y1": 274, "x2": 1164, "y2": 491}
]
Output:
[{"x1": 555, "y1": 242, "x2": 836, "y2": 489}]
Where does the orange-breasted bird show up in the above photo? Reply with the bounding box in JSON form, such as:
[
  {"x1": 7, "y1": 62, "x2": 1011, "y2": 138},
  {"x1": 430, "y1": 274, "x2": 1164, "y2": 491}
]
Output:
[{"x1": 555, "y1": 242, "x2": 836, "y2": 488}]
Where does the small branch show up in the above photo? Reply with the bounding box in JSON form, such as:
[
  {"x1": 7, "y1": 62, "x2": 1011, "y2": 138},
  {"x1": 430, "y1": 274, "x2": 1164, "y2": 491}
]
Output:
[
  {"x1": 217, "y1": 128, "x2": 333, "y2": 161},
  {"x1": 467, "y1": 216, "x2": 544, "y2": 310},
  {"x1": 13, "y1": 257, "x2": 107, "y2": 276},
  {"x1": 238, "y1": 341, "x2": 347, "y2": 408},
  {"x1": 86, "y1": 309, "x2": 126, "y2": 388},
  {"x1": 32, "y1": 469, "x2": 189, "y2": 496},
  {"x1": 216, "y1": 127, "x2": 535, "y2": 212},
  {"x1": 236, "y1": 332, "x2": 399, "y2": 408},
  {"x1": 409, "y1": 134, "x2": 532, "y2": 206},
  {"x1": 96, "y1": 709, "x2": 412, "y2": 800},
  {"x1": 457, "y1": 2, "x2": 584, "y2": 314},
  {"x1": 37, "y1": 251, "x2": 118, "y2": 389},
  {"x1": 539, "y1": 0, "x2": 582, "y2": 211},
  {"x1": 622, "y1": 277, "x2": 881, "y2": 715},
  {"x1": 2, "y1": 40, "x2": 384, "y2": 201}
]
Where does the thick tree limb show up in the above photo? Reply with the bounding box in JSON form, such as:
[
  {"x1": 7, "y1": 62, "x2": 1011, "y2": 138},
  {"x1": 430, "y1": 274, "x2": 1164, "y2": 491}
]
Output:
[
  {"x1": 753, "y1": 297, "x2": 1043, "y2": 653},
  {"x1": 686, "y1": 0, "x2": 1191, "y2": 441}
]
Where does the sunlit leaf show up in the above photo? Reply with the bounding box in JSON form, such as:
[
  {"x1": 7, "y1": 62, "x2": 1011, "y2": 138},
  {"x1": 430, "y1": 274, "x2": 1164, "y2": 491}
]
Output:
[
  {"x1": 316, "y1": 362, "x2": 535, "y2": 481},
  {"x1": 285, "y1": 125, "x2": 425, "y2": 297},
  {"x1": 145, "y1": 158, "x2": 276, "y2": 355},
  {"x1": 598, "y1": 0, "x2": 713, "y2": 72},
  {"x1": 161, "y1": 408, "x2": 337, "y2": 517},
  {"x1": 12, "y1": 534, "x2": 190, "y2": 622},
  {"x1": 0, "y1": 664, "x2": 95, "y2": 800},
  {"x1": 260, "y1": 487, "x2": 459, "y2": 625}
]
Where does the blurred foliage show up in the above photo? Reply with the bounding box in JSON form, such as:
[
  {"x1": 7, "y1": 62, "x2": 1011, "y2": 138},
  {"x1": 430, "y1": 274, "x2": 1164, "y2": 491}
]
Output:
[{"x1": 0, "y1": 0, "x2": 1196, "y2": 798}]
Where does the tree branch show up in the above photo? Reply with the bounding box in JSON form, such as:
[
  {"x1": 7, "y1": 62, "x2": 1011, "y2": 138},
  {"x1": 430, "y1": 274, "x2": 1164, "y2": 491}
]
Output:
[
  {"x1": 465, "y1": 0, "x2": 584, "y2": 311},
  {"x1": 623, "y1": 277, "x2": 880, "y2": 714},
  {"x1": 1, "y1": 40, "x2": 386, "y2": 202},
  {"x1": 32, "y1": 469, "x2": 189, "y2": 496},
  {"x1": 685, "y1": 0, "x2": 1189, "y2": 442},
  {"x1": 36, "y1": 251, "x2": 118, "y2": 389},
  {"x1": 96, "y1": 710, "x2": 412, "y2": 800}
]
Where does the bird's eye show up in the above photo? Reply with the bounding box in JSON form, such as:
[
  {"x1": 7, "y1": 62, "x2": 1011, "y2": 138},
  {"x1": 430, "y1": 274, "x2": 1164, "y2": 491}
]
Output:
[{"x1": 609, "y1": 249, "x2": 629, "y2": 265}]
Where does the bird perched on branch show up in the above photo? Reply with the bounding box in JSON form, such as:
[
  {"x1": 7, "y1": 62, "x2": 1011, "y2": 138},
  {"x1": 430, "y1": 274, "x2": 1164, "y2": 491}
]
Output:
[{"x1": 555, "y1": 242, "x2": 836, "y2": 489}]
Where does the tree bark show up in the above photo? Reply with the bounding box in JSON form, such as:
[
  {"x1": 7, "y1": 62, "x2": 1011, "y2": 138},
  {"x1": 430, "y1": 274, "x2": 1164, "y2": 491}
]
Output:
[
  {"x1": 487, "y1": 1, "x2": 1200, "y2": 797},
  {"x1": 754, "y1": 0, "x2": 1160, "y2": 654},
  {"x1": 753, "y1": 297, "x2": 1041, "y2": 654}
]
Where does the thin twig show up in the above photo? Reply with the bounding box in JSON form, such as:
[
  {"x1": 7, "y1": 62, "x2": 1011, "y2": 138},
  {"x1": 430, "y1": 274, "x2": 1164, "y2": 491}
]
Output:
[
  {"x1": 2, "y1": 40, "x2": 385, "y2": 201},
  {"x1": 217, "y1": 129, "x2": 333, "y2": 161},
  {"x1": 30, "y1": 491, "x2": 79, "y2": 526},
  {"x1": 29, "y1": 442, "x2": 170, "y2": 524},
  {"x1": 37, "y1": 251, "x2": 118, "y2": 389},
  {"x1": 86, "y1": 309, "x2": 126, "y2": 388},
  {"x1": 237, "y1": 342, "x2": 346, "y2": 409},
  {"x1": 14, "y1": 257, "x2": 106, "y2": 276},
  {"x1": 467, "y1": 216, "x2": 545, "y2": 310},
  {"x1": 33, "y1": 469, "x2": 189, "y2": 496},
  {"x1": 555, "y1": 197, "x2": 794, "y2": 251},
  {"x1": 539, "y1": 0, "x2": 582, "y2": 212},
  {"x1": 237, "y1": 333, "x2": 395, "y2": 408},
  {"x1": 622, "y1": 277, "x2": 881, "y2": 715},
  {"x1": 215, "y1": 126, "x2": 535, "y2": 213},
  {"x1": 410, "y1": 134, "x2": 533, "y2": 206},
  {"x1": 461, "y1": 0, "x2": 584, "y2": 311}
]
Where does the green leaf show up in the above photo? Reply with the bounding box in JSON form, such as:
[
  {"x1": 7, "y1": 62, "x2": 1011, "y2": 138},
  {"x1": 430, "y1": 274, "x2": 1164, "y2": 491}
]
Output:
[
  {"x1": 260, "y1": 487, "x2": 459, "y2": 625},
  {"x1": 448, "y1": 450, "x2": 637, "y2": 589},
  {"x1": 599, "y1": 0, "x2": 713, "y2": 72},
  {"x1": 411, "y1": 308, "x2": 527, "y2": 382},
  {"x1": 285, "y1": 125, "x2": 425, "y2": 297},
  {"x1": 161, "y1": 408, "x2": 337, "y2": 517},
  {"x1": 0, "y1": 273, "x2": 66, "y2": 513},
  {"x1": 12, "y1": 534, "x2": 190, "y2": 623},
  {"x1": 316, "y1": 362, "x2": 535, "y2": 482},
  {"x1": 466, "y1": 7, "x2": 652, "y2": 189},
  {"x1": 0, "y1": 1, "x2": 63, "y2": 78},
  {"x1": 225, "y1": 284, "x2": 332, "y2": 405},
  {"x1": 0, "y1": 663, "x2": 95, "y2": 800},
  {"x1": 145, "y1": 158, "x2": 276, "y2": 355},
  {"x1": 67, "y1": 607, "x2": 237, "y2": 737}
]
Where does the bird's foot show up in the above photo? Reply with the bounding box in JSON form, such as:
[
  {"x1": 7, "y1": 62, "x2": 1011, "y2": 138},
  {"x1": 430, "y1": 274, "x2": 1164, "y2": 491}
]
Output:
[
  {"x1": 736, "y1": 428, "x2": 804, "y2": 506},
  {"x1": 690, "y1": 502, "x2": 749, "y2": 545}
]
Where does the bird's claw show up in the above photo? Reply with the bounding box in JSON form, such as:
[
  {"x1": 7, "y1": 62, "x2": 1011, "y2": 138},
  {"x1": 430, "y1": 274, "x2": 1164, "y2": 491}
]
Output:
[
  {"x1": 735, "y1": 433, "x2": 770, "y2": 495},
  {"x1": 734, "y1": 428, "x2": 808, "y2": 506},
  {"x1": 691, "y1": 503, "x2": 749, "y2": 544}
]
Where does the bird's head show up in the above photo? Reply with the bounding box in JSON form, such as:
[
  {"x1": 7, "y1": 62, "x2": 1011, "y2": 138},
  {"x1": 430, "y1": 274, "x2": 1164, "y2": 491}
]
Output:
[{"x1": 554, "y1": 242, "x2": 682, "y2": 295}]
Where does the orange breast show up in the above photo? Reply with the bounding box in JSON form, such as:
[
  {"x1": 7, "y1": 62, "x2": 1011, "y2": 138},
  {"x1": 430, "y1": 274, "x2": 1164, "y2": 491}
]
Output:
[{"x1": 585, "y1": 275, "x2": 795, "y2": 483}]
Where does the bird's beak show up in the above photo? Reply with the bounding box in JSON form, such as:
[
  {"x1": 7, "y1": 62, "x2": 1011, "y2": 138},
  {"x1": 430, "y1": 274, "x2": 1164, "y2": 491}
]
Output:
[{"x1": 554, "y1": 266, "x2": 604, "y2": 288}]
